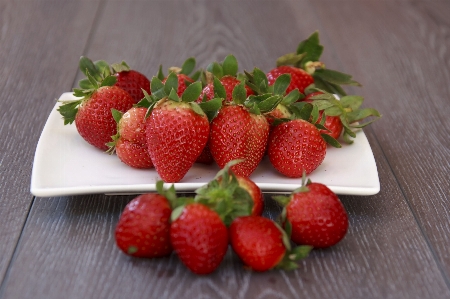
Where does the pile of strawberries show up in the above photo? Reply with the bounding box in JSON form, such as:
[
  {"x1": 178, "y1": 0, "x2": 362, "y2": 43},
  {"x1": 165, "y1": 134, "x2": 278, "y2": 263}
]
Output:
[
  {"x1": 58, "y1": 31, "x2": 380, "y2": 182},
  {"x1": 114, "y1": 161, "x2": 348, "y2": 274},
  {"x1": 57, "y1": 31, "x2": 380, "y2": 273}
]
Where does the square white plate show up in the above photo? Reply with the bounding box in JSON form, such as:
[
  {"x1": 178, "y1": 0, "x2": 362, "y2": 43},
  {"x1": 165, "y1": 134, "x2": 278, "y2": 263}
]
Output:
[{"x1": 30, "y1": 92, "x2": 380, "y2": 197}]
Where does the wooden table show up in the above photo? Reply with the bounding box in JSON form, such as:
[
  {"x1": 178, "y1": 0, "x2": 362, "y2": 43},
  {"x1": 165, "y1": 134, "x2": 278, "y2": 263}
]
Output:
[{"x1": 1, "y1": 1, "x2": 449, "y2": 298}]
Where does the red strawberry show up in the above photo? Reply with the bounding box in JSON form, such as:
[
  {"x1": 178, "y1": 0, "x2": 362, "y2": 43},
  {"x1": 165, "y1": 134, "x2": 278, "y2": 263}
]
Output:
[
  {"x1": 158, "y1": 57, "x2": 199, "y2": 96},
  {"x1": 235, "y1": 175, "x2": 264, "y2": 216},
  {"x1": 304, "y1": 92, "x2": 343, "y2": 140},
  {"x1": 268, "y1": 119, "x2": 326, "y2": 177},
  {"x1": 111, "y1": 61, "x2": 151, "y2": 103},
  {"x1": 115, "y1": 192, "x2": 172, "y2": 258},
  {"x1": 267, "y1": 65, "x2": 313, "y2": 94},
  {"x1": 108, "y1": 107, "x2": 153, "y2": 169},
  {"x1": 197, "y1": 55, "x2": 253, "y2": 103},
  {"x1": 275, "y1": 177, "x2": 349, "y2": 248},
  {"x1": 209, "y1": 104, "x2": 269, "y2": 177},
  {"x1": 198, "y1": 75, "x2": 254, "y2": 103},
  {"x1": 58, "y1": 57, "x2": 136, "y2": 151},
  {"x1": 145, "y1": 75, "x2": 210, "y2": 182},
  {"x1": 162, "y1": 73, "x2": 194, "y2": 96},
  {"x1": 230, "y1": 216, "x2": 311, "y2": 271},
  {"x1": 170, "y1": 203, "x2": 228, "y2": 275}
]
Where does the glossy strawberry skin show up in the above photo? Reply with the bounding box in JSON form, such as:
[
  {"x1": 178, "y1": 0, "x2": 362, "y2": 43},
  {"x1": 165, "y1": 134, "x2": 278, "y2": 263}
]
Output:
[
  {"x1": 267, "y1": 65, "x2": 314, "y2": 94},
  {"x1": 170, "y1": 203, "x2": 229, "y2": 275},
  {"x1": 75, "y1": 86, "x2": 135, "y2": 151},
  {"x1": 115, "y1": 70, "x2": 151, "y2": 103},
  {"x1": 197, "y1": 76, "x2": 254, "y2": 103},
  {"x1": 286, "y1": 183, "x2": 348, "y2": 248},
  {"x1": 235, "y1": 175, "x2": 264, "y2": 216},
  {"x1": 304, "y1": 92, "x2": 343, "y2": 140},
  {"x1": 209, "y1": 105, "x2": 269, "y2": 177},
  {"x1": 230, "y1": 216, "x2": 286, "y2": 272},
  {"x1": 146, "y1": 99, "x2": 209, "y2": 182},
  {"x1": 268, "y1": 119, "x2": 326, "y2": 177},
  {"x1": 115, "y1": 193, "x2": 172, "y2": 258},
  {"x1": 116, "y1": 107, "x2": 153, "y2": 168}
]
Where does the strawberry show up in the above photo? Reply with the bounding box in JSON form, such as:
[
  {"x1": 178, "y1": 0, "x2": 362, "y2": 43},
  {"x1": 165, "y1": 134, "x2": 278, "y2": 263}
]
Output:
[
  {"x1": 170, "y1": 203, "x2": 229, "y2": 275},
  {"x1": 145, "y1": 74, "x2": 214, "y2": 182},
  {"x1": 112, "y1": 62, "x2": 151, "y2": 103},
  {"x1": 245, "y1": 68, "x2": 304, "y2": 126},
  {"x1": 195, "y1": 160, "x2": 261, "y2": 222},
  {"x1": 209, "y1": 81, "x2": 279, "y2": 177},
  {"x1": 266, "y1": 65, "x2": 313, "y2": 95},
  {"x1": 274, "y1": 31, "x2": 361, "y2": 97},
  {"x1": 268, "y1": 119, "x2": 327, "y2": 177},
  {"x1": 107, "y1": 107, "x2": 153, "y2": 168},
  {"x1": 58, "y1": 57, "x2": 135, "y2": 151},
  {"x1": 158, "y1": 57, "x2": 199, "y2": 96},
  {"x1": 304, "y1": 92, "x2": 343, "y2": 140},
  {"x1": 275, "y1": 175, "x2": 349, "y2": 248},
  {"x1": 304, "y1": 90, "x2": 381, "y2": 144},
  {"x1": 115, "y1": 185, "x2": 173, "y2": 258},
  {"x1": 197, "y1": 55, "x2": 253, "y2": 103},
  {"x1": 235, "y1": 175, "x2": 264, "y2": 216},
  {"x1": 230, "y1": 216, "x2": 311, "y2": 271}
]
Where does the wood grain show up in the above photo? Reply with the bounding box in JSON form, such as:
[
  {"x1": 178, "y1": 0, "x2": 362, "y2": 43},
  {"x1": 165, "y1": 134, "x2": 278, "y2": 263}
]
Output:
[
  {"x1": 308, "y1": 0, "x2": 450, "y2": 279},
  {"x1": 2, "y1": 0, "x2": 450, "y2": 298},
  {"x1": 2, "y1": 1, "x2": 450, "y2": 299},
  {"x1": 0, "y1": 0, "x2": 100, "y2": 285}
]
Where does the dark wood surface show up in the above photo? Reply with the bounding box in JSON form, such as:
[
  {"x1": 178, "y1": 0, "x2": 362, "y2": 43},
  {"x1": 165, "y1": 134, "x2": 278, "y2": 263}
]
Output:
[{"x1": 1, "y1": 0, "x2": 449, "y2": 298}]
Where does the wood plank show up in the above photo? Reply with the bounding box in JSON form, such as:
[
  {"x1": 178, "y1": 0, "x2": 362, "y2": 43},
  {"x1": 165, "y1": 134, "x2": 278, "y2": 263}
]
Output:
[
  {"x1": 309, "y1": 0, "x2": 450, "y2": 278},
  {"x1": 0, "y1": 0, "x2": 100, "y2": 285},
  {"x1": 2, "y1": 1, "x2": 450, "y2": 298}
]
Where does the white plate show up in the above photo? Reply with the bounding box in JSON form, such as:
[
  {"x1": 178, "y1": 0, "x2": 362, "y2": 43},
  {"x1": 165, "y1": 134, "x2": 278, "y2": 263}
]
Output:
[{"x1": 30, "y1": 92, "x2": 380, "y2": 197}]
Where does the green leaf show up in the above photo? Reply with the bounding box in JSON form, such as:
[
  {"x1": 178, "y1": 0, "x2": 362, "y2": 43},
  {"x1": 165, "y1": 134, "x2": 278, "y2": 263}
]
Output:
[
  {"x1": 157, "y1": 65, "x2": 165, "y2": 80},
  {"x1": 207, "y1": 62, "x2": 223, "y2": 78},
  {"x1": 95, "y1": 60, "x2": 111, "y2": 77},
  {"x1": 79, "y1": 78, "x2": 94, "y2": 90},
  {"x1": 347, "y1": 108, "x2": 381, "y2": 123},
  {"x1": 168, "y1": 88, "x2": 180, "y2": 102},
  {"x1": 311, "y1": 104, "x2": 320, "y2": 123},
  {"x1": 257, "y1": 95, "x2": 283, "y2": 113},
  {"x1": 290, "y1": 245, "x2": 313, "y2": 260},
  {"x1": 111, "y1": 108, "x2": 123, "y2": 124},
  {"x1": 340, "y1": 95, "x2": 364, "y2": 111},
  {"x1": 253, "y1": 68, "x2": 269, "y2": 93},
  {"x1": 190, "y1": 70, "x2": 201, "y2": 81},
  {"x1": 290, "y1": 102, "x2": 313, "y2": 120},
  {"x1": 164, "y1": 72, "x2": 179, "y2": 96},
  {"x1": 314, "y1": 68, "x2": 361, "y2": 86},
  {"x1": 213, "y1": 77, "x2": 227, "y2": 99},
  {"x1": 79, "y1": 56, "x2": 101, "y2": 81},
  {"x1": 273, "y1": 74, "x2": 291, "y2": 95},
  {"x1": 150, "y1": 76, "x2": 166, "y2": 99},
  {"x1": 57, "y1": 100, "x2": 82, "y2": 125},
  {"x1": 181, "y1": 81, "x2": 202, "y2": 102},
  {"x1": 281, "y1": 88, "x2": 301, "y2": 105},
  {"x1": 313, "y1": 75, "x2": 347, "y2": 96},
  {"x1": 171, "y1": 205, "x2": 185, "y2": 222},
  {"x1": 321, "y1": 133, "x2": 342, "y2": 148},
  {"x1": 86, "y1": 70, "x2": 99, "y2": 89},
  {"x1": 180, "y1": 57, "x2": 196, "y2": 75},
  {"x1": 296, "y1": 31, "x2": 324, "y2": 67},
  {"x1": 232, "y1": 81, "x2": 247, "y2": 104},
  {"x1": 222, "y1": 54, "x2": 238, "y2": 77},
  {"x1": 198, "y1": 98, "x2": 223, "y2": 122},
  {"x1": 111, "y1": 61, "x2": 130, "y2": 73},
  {"x1": 324, "y1": 106, "x2": 343, "y2": 117},
  {"x1": 276, "y1": 52, "x2": 306, "y2": 67},
  {"x1": 101, "y1": 75, "x2": 117, "y2": 87}
]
